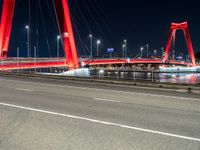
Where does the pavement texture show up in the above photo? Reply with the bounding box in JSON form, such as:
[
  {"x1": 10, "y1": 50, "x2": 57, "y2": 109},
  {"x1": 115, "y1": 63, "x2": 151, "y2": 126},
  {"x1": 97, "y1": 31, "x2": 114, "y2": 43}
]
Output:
[{"x1": 0, "y1": 76, "x2": 200, "y2": 150}]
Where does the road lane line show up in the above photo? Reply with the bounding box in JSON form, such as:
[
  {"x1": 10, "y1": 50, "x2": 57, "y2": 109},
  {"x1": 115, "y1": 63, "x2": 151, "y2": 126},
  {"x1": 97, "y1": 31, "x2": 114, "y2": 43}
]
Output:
[
  {"x1": 0, "y1": 101, "x2": 200, "y2": 142},
  {"x1": 15, "y1": 88, "x2": 34, "y2": 92},
  {"x1": 0, "y1": 78, "x2": 199, "y2": 101},
  {"x1": 94, "y1": 98, "x2": 121, "y2": 103}
]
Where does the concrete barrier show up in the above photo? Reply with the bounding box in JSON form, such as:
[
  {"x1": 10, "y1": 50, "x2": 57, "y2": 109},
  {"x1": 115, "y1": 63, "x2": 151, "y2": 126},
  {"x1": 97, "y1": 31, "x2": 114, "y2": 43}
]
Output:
[{"x1": 0, "y1": 72, "x2": 199, "y2": 94}]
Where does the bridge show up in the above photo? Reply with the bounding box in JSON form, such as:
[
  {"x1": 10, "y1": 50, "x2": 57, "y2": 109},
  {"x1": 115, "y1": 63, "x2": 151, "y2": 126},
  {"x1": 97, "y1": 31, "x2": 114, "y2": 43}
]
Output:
[
  {"x1": 82, "y1": 58, "x2": 191, "y2": 66},
  {"x1": 0, "y1": 58, "x2": 192, "y2": 71},
  {"x1": 0, "y1": 0, "x2": 197, "y2": 71}
]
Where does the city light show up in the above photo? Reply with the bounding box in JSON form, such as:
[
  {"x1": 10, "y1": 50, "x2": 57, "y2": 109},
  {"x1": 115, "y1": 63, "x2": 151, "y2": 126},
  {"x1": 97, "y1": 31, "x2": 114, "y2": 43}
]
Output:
[
  {"x1": 57, "y1": 35, "x2": 61, "y2": 58},
  {"x1": 140, "y1": 47, "x2": 144, "y2": 58},
  {"x1": 25, "y1": 25, "x2": 29, "y2": 29},
  {"x1": 57, "y1": 35, "x2": 61, "y2": 39},
  {"x1": 96, "y1": 40, "x2": 101, "y2": 57},
  {"x1": 89, "y1": 34, "x2": 93, "y2": 58},
  {"x1": 97, "y1": 40, "x2": 101, "y2": 44}
]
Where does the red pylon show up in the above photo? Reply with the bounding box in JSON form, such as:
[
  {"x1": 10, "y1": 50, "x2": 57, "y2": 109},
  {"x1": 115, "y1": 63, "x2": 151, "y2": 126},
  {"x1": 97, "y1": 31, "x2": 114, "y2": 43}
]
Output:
[
  {"x1": 0, "y1": 0, "x2": 16, "y2": 59},
  {"x1": 164, "y1": 22, "x2": 196, "y2": 66},
  {"x1": 54, "y1": 0, "x2": 79, "y2": 69},
  {"x1": 0, "y1": 0, "x2": 79, "y2": 69}
]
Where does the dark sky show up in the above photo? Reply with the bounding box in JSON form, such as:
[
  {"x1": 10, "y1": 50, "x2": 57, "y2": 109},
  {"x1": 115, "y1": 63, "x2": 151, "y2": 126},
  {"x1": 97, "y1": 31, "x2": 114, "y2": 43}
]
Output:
[{"x1": 2, "y1": 0, "x2": 200, "y2": 58}]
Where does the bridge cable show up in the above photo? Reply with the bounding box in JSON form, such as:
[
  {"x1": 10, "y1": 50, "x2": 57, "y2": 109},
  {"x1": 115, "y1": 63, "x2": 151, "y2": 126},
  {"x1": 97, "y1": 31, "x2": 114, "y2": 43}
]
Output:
[
  {"x1": 80, "y1": 0, "x2": 111, "y2": 47},
  {"x1": 36, "y1": 0, "x2": 39, "y2": 58},
  {"x1": 38, "y1": 0, "x2": 52, "y2": 58},
  {"x1": 51, "y1": 0, "x2": 65, "y2": 57},
  {"x1": 73, "y1": 0, "x2": 93, "y2": 36},
  {"x1": 69, "y1": 2, "x2": 92, "y2": 56},
  {"x1": 90, "y1": 0, "x2": 116, "y2": 39},
  {"x1": 73, "y1": 0, "x2": 96, "y2": 57},
  {"x1": 71, "y1": 15, "x2": 89, "y2": 56},
  {"x1": 90, "y1": 0, "x2": 125, "y2": 47},
  {"x1": 28, "y1": 0, "x2": 31, "y2": 57},
  {"x1": 45, "y1": 0, "x2": 63, "y2": 57}
]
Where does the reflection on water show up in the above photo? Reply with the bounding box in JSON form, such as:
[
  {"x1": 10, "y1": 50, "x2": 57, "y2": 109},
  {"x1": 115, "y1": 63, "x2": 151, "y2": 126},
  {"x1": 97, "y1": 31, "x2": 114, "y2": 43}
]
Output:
[
  {"x1": 159, "y1": 73, "x2": 200, "y2": 84},
  {"x1": 35, "y1": 68, "x2": 200, "y2": 84},
  {"x1": 90, "y1": 70, "x2": 200, "y2": 84}
]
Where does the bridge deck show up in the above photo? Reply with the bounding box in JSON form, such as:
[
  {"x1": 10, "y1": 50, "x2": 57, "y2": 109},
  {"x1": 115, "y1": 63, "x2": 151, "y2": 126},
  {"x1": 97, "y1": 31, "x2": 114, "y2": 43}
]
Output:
[
  {"x1": 0, "y1": 58, "x2": 193, "y2": 70},
  {"x1": 0, "y1": 58, "x2": 67, "y2": 70},
  {"x1": 82, "y1": 58, "x2": 191, "y2": 66}
]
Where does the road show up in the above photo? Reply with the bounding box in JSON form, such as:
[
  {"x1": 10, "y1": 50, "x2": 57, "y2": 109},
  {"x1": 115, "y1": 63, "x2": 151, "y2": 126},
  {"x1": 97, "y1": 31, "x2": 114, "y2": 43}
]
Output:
[{"x1": 0, "y1": 75, "x2": 200, "y2": 150}]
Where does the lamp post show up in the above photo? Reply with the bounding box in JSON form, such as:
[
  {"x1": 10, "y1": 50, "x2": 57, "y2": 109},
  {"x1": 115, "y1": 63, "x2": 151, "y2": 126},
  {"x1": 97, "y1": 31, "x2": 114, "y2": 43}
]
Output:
[
  {"x1": 17, "y1": 47, "x2": 19, "y2": 72},
  {"x1": 89, "y1": 34, "x2": 93, "y2": 59},
  {"x1": 124, "y1": 39, "x2": 127, "y2": 58},
  {"x1": 154, "y1": 50, "x2": 157, "y2": 58},
  {"x1": 108, "y1": 48, "x2": 114, "y2": 59},
  {"x1": 122, "y1": 44, "x2": 126, "y2": 58},
  {"x1": 25, "y1": 25, "x2": 30, "y2": 58},
  {"x1": 57, "y1": 35, "x2": 61, "y2": 58},
  {"x1": 173, "y1": 49, "x2": 175, "y2": 60},
  {"x1": 161, "y1": 47, "x2": 164, "y2": 58},
  {"x1": 147, "y1": 44, "x2": 149, "y2": 58},
  {"x1": 140, "y1": 47, "x2": 144, "y2": 58},
  {"x1": 97, "y1": 40, "x2": 101, "y2": 57},
  {"x1": 34, "y1": 46, "x2": 37, "y2": 73}
]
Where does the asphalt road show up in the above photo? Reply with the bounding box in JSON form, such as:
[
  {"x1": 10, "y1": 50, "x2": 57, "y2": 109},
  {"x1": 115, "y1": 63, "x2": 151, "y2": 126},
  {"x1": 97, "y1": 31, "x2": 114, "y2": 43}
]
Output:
[{"x1": 0, "y1": 75, "x2": 200, "y2": 150}]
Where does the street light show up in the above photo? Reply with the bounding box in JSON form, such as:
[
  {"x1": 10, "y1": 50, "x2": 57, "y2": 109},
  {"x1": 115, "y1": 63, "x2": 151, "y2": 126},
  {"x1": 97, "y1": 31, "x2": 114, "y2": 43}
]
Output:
[
  {"x1": 97, "y1": 40, "x2": 101, "y2": 57},
  {"x1": 57, "y1": 35, "x2": 61, "y2": 58},
  {"x1": 25, "y1": 25, "x2": 30, "y2": 58},
  {"x1": 34, "y1": 46, "x2": 37, "y2": 73},
  {"x1": 154, "y1": 50, "x2": 157, "y2": 58},
  {"x1": 17, "y1": 47, "x2": 19, "y2": 72},
  {"x1": 124, "y1": 39, "x2": 127, "y2": 58},
  {"x1": 146, "y1": 44, "x2": 149, "y2": 58},
  {"x1": 89, "y1": 34, "x2": 93, "y2": 59},
  {"x1": 161, "y1": 47, "x2": 164, "y2": 59},
  {"x1": 140, "y1": 47, "x2": 144, "y2": 58},
  {"x1": 173, "y1": 49, "x2": 175, "y2": 60},
  {"x1": 122, "y1": 44, "x2": 126, "y2": 58}
]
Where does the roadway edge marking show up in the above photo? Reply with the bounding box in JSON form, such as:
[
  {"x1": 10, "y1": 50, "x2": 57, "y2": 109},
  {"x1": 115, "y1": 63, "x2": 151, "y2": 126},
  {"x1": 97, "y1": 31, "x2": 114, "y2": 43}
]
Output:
[
  {"x1": 0, "y1": 101, "x2": 200, "y2": 142},
  {"x1": 15, "y1": 88, "x2": 34, "y2": 92},
  {"x1": 94, "y1": 98, "x2": 121, "y2": 103}
]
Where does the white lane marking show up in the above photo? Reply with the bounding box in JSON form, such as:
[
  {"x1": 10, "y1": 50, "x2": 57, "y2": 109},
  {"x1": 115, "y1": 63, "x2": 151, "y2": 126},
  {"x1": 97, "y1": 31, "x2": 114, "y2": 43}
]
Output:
[
  {"x1": 0, "y1": 101, "x2": 200, "y2": 142},
  {"x1": 15, "y1": 88, "x2": 34, "y2": 92},
  {"x1": 0, "y1": 78, "x2": 199, "y2": 101},
  {"x1": 94, "y1": 98, "x2": 121, "y2": 103}
]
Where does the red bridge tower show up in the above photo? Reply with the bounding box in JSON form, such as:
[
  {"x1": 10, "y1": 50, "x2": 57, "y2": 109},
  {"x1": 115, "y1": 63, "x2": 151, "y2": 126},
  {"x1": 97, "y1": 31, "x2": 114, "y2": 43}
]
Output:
[
  {"x1": 164, "y1": 22, "x2": 196, "y2": 66},
  {"x1": 0, "y1": 0, "x2": 79, "y2": 69}
]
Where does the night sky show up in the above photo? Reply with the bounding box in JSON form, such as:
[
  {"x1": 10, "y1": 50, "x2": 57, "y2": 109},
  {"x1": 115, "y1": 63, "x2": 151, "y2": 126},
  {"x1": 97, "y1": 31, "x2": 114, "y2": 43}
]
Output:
[{"x1": 2, "y1": 0, "x2": 200, "y2": 58}]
